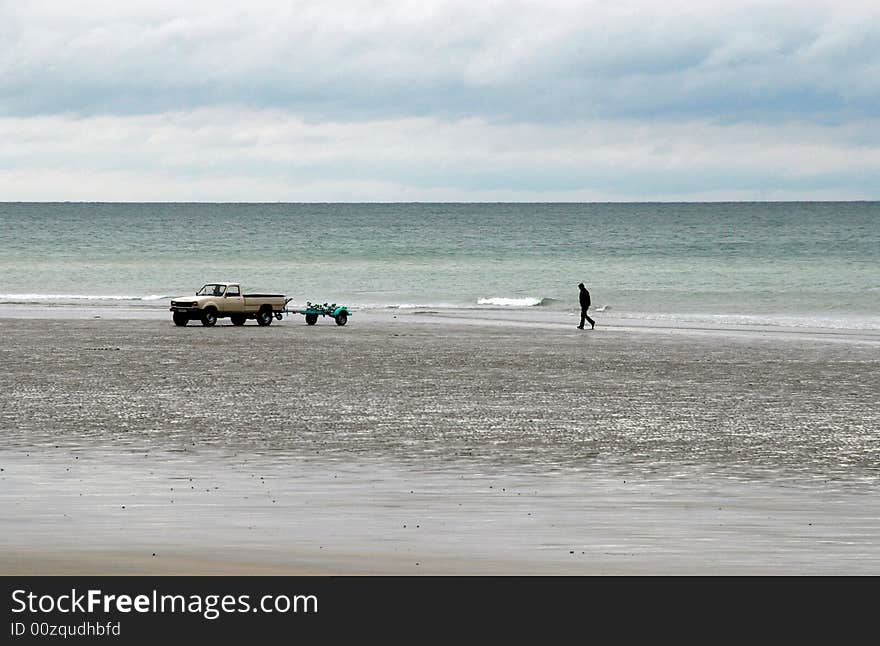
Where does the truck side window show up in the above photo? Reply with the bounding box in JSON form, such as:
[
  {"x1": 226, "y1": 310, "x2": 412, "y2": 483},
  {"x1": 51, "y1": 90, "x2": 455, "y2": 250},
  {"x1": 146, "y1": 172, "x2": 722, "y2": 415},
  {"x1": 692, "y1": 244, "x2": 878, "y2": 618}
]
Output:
[{"x1": 227, "y1": 286, "x2": 240, "y2": 296}]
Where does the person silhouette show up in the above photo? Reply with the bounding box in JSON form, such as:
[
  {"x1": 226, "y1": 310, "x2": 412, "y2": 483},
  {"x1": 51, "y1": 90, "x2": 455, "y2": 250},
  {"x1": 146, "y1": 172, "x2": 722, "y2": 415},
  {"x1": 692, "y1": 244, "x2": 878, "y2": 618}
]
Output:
[{"x1": 577, "y1": 283, "x2": 595, "y2": 330}]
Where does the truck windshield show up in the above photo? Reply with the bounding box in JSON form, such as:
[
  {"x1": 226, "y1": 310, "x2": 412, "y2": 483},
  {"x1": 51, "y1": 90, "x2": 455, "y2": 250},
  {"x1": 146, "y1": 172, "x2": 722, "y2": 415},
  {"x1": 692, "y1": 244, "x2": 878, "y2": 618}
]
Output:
[{"x1": 197, "y1": 284, "x2": 226, "y2": 296}]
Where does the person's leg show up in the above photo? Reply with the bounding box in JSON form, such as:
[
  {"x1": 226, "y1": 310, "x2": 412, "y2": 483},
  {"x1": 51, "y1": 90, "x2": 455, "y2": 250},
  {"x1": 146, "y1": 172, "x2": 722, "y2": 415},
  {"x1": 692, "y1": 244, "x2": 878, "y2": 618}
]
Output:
[
  {"x1": 578, "y1": 308, "x2": 586, "y2": 329},
  {"x1": 586, "y1": 312, "x2": 595, "y2": 329}
]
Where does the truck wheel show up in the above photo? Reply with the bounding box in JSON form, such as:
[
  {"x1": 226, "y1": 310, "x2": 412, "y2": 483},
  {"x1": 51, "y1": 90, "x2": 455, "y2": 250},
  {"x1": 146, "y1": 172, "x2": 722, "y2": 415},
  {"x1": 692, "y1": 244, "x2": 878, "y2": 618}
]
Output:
[
  {"x1": 231, "y1": 315, "x2": 246, "y2": 326},
  {"x1": 173, "y1": 313, "x2": 189, "y2": 327},
  {"x1": 335, "y1": 312, "x2": 348, "y2": 326},
  {"x1": 256, "y1": 308, "x2": 273, "y2": 326},
  {"x1": 201, "y1": 309, "x2": 218, "y2": 327},
  {"x1": 305, "y1": 313, "x2": 318, "y2": 325}
]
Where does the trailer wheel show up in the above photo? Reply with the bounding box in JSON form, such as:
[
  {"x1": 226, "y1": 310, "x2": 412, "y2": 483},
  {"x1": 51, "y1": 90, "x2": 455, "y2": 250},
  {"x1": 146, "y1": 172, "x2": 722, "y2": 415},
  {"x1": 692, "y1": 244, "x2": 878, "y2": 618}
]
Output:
[
  {"x1": 335, "y1": 312, "x2": 348, "y2": 326},
  {"x1": 305, "y1": 313, "x2": 318, "y2": 326},
  {"x1": 256, "y1": 307, "x2": 273, "y2": 326},
  {"x1": 201, "y1": 308, "x2": 218, "y2": 327},
  {"x1": 173, "y1": 312, "x2": 189, "y2": 327},
  {"x1": 231, "y1": 314, "x2": 246, "y2": 326}
]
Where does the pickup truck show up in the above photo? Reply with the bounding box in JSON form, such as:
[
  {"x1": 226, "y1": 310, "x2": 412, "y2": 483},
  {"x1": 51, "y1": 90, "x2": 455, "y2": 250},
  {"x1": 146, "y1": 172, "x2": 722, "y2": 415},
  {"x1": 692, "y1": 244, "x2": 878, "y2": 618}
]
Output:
[{"x1": 170, "y1": 283, "x2": 288, "y2": 327}]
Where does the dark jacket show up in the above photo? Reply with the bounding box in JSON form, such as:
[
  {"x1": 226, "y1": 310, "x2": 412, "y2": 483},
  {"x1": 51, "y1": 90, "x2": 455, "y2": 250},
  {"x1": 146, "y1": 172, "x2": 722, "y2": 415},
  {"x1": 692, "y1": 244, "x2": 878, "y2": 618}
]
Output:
[{"x1": 579, "y1": 287, "x2": 591, "y2": 308}]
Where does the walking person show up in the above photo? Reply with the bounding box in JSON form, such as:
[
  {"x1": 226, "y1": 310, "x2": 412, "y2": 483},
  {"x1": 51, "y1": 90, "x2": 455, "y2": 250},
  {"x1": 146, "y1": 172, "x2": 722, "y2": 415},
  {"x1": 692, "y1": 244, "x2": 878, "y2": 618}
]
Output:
[{"x1": 577, "y1": 282, "x2": 595, "y2": 330}]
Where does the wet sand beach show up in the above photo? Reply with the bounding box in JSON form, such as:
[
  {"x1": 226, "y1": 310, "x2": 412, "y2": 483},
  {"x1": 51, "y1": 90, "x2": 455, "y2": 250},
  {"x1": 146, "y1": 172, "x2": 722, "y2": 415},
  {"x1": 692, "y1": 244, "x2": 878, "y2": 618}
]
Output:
[{"x1": 1, "y1": 311, "x2": 879, "y2": 574}]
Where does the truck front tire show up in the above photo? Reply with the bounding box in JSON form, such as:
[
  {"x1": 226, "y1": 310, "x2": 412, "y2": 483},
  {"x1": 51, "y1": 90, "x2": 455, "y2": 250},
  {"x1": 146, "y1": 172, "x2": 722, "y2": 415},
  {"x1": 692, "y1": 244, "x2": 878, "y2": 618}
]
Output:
[
  {"x1": 173, "y1": 312, "x2": 189, "y2": 327},
  {"x1": 201, "y1": 309, "x2": 218, "y2": 327}
]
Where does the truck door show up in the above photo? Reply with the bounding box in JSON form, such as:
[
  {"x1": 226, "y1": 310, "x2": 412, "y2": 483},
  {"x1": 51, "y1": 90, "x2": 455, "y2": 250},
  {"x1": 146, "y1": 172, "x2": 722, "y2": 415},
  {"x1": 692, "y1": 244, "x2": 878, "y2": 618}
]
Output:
[{"x1": 225, "y1": 284, "x2": 244, "y2": 312}]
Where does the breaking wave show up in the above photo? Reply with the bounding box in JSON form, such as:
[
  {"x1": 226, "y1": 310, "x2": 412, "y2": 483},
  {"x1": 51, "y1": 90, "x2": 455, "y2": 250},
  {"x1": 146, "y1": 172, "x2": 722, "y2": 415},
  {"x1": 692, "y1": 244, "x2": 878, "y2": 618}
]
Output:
[{"x1": 477, "y1": 296, "x2": 557, "y2": 307}]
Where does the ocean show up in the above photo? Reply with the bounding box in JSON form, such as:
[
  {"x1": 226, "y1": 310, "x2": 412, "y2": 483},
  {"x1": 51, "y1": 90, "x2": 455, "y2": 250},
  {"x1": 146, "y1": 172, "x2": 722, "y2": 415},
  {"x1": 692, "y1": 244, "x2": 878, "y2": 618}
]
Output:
[{"x1": 1, "y1": 202, "x2": 878, "y2": 330}]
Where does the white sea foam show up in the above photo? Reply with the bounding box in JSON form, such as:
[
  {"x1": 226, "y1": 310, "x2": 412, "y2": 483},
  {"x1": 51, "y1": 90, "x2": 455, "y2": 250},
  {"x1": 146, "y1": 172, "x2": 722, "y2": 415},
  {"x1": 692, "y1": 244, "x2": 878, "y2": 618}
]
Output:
[
  {"x1": 620, "y1": 311, "x2": 880, "y2": 331},
  {"x1": 477, "y1": 297, "x2": 543, "y2": 307},
  {"x1": 346, "y1": 302, "x2": 465, "y2": 311},
  {"x1": 0, "y1": 293, "x2": 169, "y2": 302}
]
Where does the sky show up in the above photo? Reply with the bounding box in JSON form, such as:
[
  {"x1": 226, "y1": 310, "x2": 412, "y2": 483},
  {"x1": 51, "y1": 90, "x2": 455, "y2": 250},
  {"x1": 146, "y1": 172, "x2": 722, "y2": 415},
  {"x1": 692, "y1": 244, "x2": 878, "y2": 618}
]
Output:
[{"x1": 2, "y1": 0, "x2": 879, "y2": 201}]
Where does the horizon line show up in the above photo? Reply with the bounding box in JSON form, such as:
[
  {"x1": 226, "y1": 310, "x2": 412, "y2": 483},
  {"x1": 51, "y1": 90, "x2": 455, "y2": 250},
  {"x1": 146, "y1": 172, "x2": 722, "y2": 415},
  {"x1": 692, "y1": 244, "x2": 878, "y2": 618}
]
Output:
[{"x1": 2, "y1": 200, "x2": 877, "y2": 205}]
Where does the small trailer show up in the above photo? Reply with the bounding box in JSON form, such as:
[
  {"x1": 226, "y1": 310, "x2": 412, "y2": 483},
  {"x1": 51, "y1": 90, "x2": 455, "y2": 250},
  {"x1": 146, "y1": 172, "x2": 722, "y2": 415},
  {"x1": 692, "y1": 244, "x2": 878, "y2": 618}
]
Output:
[{"x1": 285, "y1": 301, "x2": 352, "y2": 326}]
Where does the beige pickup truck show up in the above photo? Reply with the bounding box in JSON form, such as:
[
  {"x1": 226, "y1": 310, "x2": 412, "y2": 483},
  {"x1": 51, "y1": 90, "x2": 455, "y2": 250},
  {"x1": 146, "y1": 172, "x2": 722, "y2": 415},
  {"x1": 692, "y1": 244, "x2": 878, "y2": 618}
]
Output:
[{"x1": 170, "y1": 283, "x2": 288, "y2": 327}]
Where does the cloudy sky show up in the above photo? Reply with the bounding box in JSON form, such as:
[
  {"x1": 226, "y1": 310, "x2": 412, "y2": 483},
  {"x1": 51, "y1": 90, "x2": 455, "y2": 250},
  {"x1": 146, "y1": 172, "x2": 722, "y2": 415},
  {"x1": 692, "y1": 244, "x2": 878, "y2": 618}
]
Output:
[{"x1": 2, "y1": 0, "x2": 879, "y2": 201}]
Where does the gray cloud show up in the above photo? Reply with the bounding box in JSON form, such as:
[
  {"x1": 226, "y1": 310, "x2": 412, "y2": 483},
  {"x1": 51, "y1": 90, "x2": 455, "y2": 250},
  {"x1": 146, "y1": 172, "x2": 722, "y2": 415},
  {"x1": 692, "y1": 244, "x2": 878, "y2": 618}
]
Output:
[
  {"x1": 3, "y1": 1, "x2": 879, "y2": 123},
  {"x1": 2, "y1": 109, "x2": 878, "y2": 200},
  {"x1": 2, "y1": 1, "x2": 879, "y2": 200}
]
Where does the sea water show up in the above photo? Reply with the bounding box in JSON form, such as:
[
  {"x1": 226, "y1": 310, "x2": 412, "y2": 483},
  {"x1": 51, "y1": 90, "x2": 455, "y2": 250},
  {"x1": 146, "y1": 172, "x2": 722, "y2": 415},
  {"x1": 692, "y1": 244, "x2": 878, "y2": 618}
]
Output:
[{"x1": 1, "y1": 202, "x2": 878, "y2": 330}]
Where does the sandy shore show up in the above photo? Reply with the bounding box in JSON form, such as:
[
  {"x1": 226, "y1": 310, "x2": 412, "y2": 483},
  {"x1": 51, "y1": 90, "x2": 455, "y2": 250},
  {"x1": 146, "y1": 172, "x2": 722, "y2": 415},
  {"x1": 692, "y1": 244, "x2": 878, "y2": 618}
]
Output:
[{"x1": 1, "y1": 311, "x2": 879, "y2": 574}]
